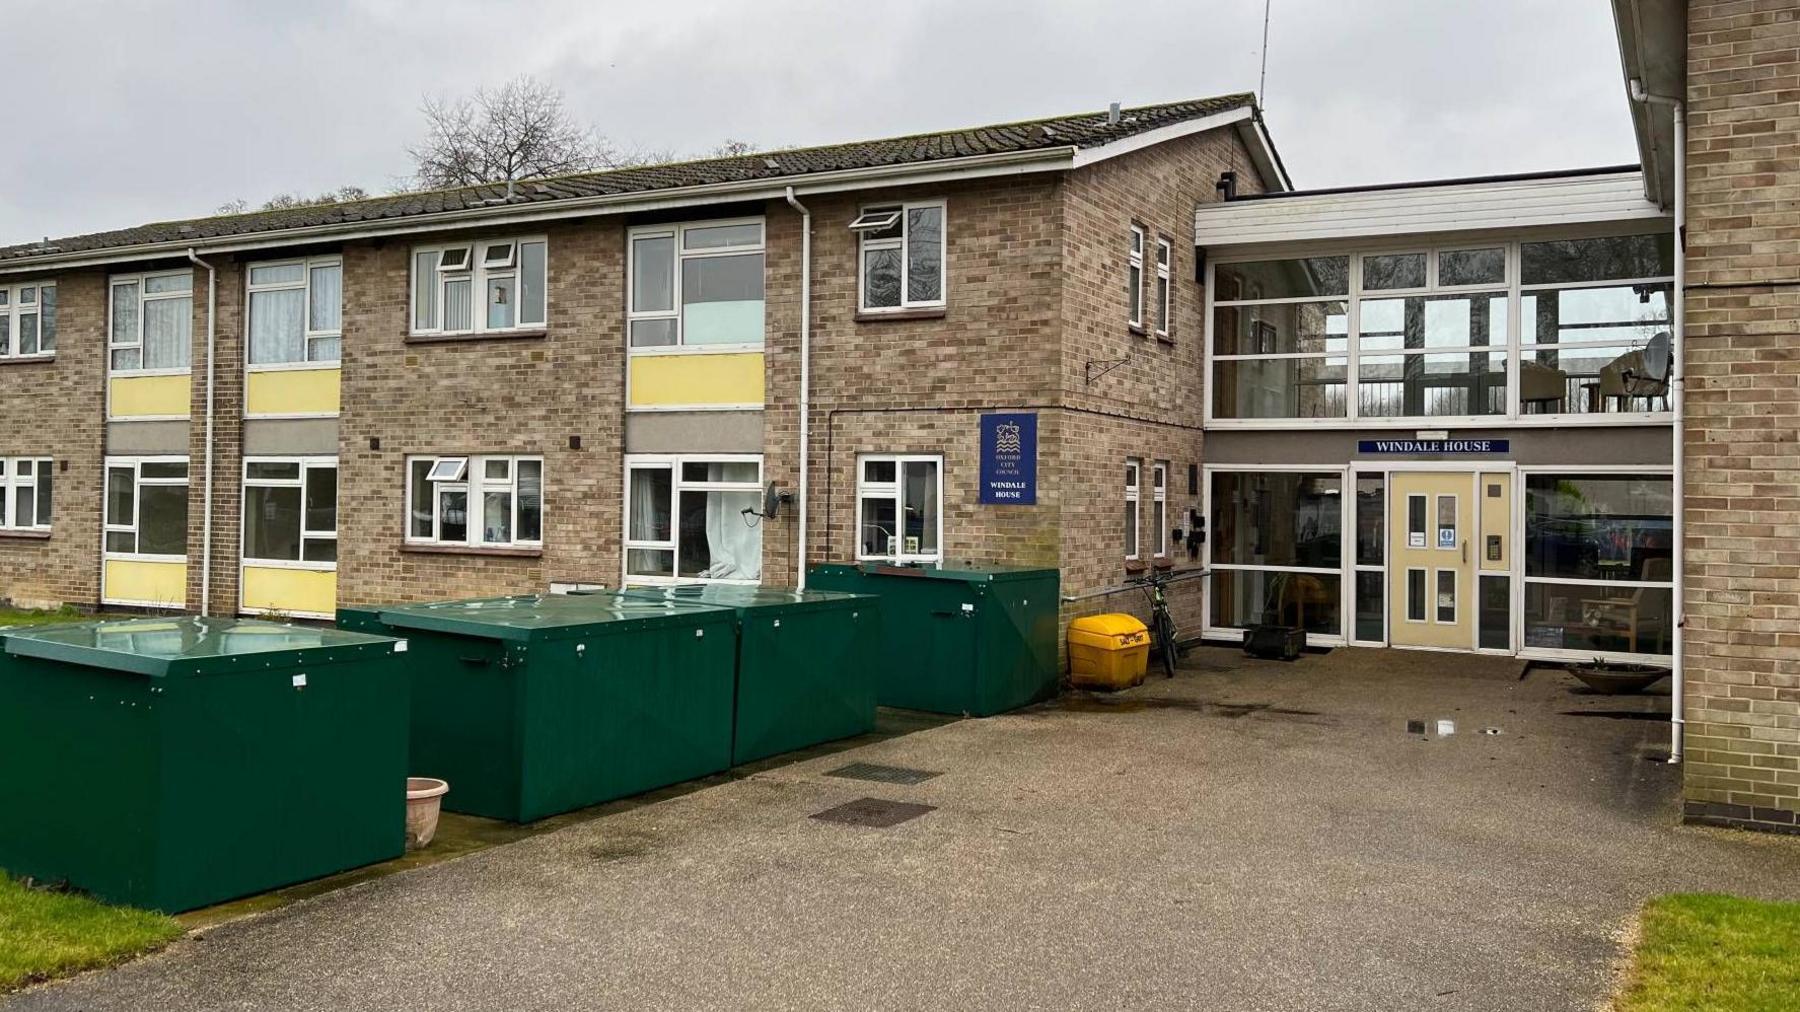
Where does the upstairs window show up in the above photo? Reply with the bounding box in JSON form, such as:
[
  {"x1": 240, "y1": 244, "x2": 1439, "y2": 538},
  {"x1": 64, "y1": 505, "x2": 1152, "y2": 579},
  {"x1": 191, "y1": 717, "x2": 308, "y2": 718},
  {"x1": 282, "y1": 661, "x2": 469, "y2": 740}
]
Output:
[
  {"x1": 0, "y1": 283, "x2": 56, "y2": 358},
  {"x1": 411, "y1": 237, "x2": 546, "y2": 336},
  {"x1": 406, "y1": 454, "x2": 543, "y2": 548},
  {"x1": 1127, "y1": 226, "x2": 1145, "y2": 329},
  {"x1": 628, "y1": 220, "x2": 765, "y2": 348},
  {"x1": 0, "y1": 458, "x2": 52, "y2": 531},
  {"x1": 110, "y1": 271, "x2": 193, "y2": 373},
  {"x1": 248, "y1": 258, "x2": 342, "y2": 365},
  {"x1": 852, "y1": 201, "x2": 945, "y2": 312}
]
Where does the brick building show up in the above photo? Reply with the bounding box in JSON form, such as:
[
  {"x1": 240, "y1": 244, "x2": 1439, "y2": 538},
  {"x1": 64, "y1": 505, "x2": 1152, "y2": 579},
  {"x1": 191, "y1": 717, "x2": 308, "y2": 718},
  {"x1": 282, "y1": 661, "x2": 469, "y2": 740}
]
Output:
[{"x1": 0, "y1": 96, "x2": 1285, "y2": 645}]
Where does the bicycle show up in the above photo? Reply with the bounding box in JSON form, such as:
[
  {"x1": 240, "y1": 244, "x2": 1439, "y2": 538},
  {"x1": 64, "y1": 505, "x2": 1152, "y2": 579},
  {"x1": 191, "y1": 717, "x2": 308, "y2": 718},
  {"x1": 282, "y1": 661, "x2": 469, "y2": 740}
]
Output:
[{"x1": 1063, "y1": 567, "x2": 1207, "y2": 680}]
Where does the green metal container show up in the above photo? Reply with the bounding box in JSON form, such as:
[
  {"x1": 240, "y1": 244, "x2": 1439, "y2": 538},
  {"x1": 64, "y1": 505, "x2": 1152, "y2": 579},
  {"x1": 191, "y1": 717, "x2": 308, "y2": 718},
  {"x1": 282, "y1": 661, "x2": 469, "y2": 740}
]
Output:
[
  {"x1": 620, "y1": 585, "x2": 878, "y2": 765},
  {"x1": 0, "y1": 617, "x2": 408, "y2": 913},
  {"x1": 807, "y1": 562, "x2": 1060, "y2": 716},
  {"x1": 365, "y1": 593, "x2": 738, "y2": 823}
]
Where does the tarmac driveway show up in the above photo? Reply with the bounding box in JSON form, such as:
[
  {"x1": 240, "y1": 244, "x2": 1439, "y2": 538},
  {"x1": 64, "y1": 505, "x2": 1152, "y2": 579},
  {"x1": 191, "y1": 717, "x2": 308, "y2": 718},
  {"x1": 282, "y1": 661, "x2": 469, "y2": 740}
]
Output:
[{"x1": 11, "y1": 646, "x2": 1800, "y2": 1011}]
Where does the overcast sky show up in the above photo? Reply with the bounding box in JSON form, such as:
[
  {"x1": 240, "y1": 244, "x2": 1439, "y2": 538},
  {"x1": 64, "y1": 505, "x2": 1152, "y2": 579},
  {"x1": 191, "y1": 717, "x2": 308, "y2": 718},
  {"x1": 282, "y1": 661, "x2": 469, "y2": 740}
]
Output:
[{"x1": 2, "y1": 0, "x2": 1637, "y2": 243}]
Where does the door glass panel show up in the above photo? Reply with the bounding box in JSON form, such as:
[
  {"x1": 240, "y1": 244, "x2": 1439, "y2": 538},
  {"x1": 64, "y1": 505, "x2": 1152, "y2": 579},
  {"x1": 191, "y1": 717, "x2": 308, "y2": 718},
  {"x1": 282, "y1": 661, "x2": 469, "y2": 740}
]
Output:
[
  {"x1": 1436, "y1": 495, "x2": 1457, "y2": 550},
  {"x1": 1355, "y1": 571, "x2": 1384, "y2": 642},
  {"x1": 1480, "y1": 575, "x2": 1510, "y2": 649},
  {"x1": 1436, "y1": 570, "x2": 1457, "y2": 623},
  {"x1": 1355, "y1": 476, "x2": 1384, "y2": 565},
  {"x1": 1209, "y1": 569, "x2": 1342, "y2": 636},
  {"x1": 1407, "y1": 495, "x2": 1427, "y2": 548},
  {"x1": 1406, "y1": 569, "x2": 1426, "y2": 622}
]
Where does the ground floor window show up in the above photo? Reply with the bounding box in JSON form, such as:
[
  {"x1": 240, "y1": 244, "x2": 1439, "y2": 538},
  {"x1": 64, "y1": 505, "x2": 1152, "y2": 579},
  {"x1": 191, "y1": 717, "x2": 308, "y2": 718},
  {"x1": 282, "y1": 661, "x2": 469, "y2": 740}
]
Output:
[
  {"x1": 243, "y1": 458, "x2": 338, "y2": 564},
  {"x1": 1522, "y1": 473, "x2": 1672, "y2": 654},
  {"x1": 624, "y1": 454, "x2": 762, "y2": 582},
  {"x1": 104, "y1": 457, "x2": 188, "y2": 557},
  {"x1": 406, "y1": 455, "x2": 543, "y2": 548},
  {"x1": 857, "y1": 455, "x2": 942, "y2": 564},
  {"x1": 0, "y1": 457, "x2": 52, "y2": 531},
  {"x1": 1208, "y1": 470, "x2": 1343, "y2": 635}
]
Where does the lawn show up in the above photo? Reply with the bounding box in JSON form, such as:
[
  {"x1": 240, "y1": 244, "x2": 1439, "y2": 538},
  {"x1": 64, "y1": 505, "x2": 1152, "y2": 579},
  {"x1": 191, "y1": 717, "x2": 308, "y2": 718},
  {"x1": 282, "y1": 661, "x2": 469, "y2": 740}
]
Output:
[
  {"x1": 1618, "y1": 893, "x2": 1800, "y2": 1011},
  {"x1": 0, "y1": 606, "x2": 83, "y2": 628},
  {"x1": 0, "y1": 875, "x2": 181, "y2": 992}
]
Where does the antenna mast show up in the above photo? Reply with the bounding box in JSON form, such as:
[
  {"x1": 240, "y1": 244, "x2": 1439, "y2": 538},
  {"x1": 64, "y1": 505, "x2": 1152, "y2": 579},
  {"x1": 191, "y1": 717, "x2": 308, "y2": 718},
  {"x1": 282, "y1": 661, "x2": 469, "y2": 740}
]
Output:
[{"x1": 1258, "y1": 0, "x2": 1272, "y2": 108}]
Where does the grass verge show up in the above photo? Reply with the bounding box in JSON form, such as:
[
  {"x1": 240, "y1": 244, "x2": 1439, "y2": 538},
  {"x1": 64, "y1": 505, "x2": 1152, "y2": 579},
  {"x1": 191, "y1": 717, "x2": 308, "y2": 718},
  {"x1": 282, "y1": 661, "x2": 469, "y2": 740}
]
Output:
[
  {"x1": 0, "y1": 875, "x2": 182, "y2": 992},
  {"x1": 0, "y1": 606, "x2": 83, "y2": 628},
  {"x1": 1617, "y1": 893, "x2": 1800, "y2": 1011}
]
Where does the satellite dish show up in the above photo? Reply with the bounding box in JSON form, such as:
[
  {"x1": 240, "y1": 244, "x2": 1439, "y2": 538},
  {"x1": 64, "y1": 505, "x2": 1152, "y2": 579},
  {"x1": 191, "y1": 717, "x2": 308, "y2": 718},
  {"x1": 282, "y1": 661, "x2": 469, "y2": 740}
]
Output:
[
  {"x1": 1641, "y1": 331, "x2": 1672, "y2": 384},
  {"x1": 761, "y1": 482, "x2": 784, "y2": 520}
]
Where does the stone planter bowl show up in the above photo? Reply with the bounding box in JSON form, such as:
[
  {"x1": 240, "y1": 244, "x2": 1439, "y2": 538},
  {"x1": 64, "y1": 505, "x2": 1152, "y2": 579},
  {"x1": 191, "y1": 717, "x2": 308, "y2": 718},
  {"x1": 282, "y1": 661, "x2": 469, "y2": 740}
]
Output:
[
  {"x1": 1566, "y1": 662, "x2": 1670, "y2": 695},
  {"x1": 405, "y1": 777, "x2": 450, "y2": 849}
]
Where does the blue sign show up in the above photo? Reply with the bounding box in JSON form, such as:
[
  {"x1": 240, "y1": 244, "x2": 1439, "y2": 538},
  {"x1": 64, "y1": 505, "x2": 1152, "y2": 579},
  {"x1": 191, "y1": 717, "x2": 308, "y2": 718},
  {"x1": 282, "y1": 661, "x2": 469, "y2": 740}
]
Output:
[
  {"x1": 1357, "y1": 438, "x2": 1510, "y2": 454},
  {"x1": 980, "y1": 412, "x2": 1037, "y2": 505}
]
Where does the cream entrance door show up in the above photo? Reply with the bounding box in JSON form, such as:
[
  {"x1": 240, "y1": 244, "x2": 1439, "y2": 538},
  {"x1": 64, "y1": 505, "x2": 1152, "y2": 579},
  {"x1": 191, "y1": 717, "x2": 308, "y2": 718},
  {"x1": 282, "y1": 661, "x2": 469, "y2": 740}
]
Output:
[{"x1": 1388, "y1": 471, "x2": 1476, "y2": 649}]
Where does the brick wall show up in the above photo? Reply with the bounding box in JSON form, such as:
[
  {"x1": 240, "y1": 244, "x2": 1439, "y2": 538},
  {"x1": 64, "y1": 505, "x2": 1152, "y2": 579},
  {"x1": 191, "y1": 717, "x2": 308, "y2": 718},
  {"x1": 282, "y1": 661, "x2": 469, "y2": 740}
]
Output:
[
  {"x1": 1681, "y1": 0, "x2": 1800, "y2": 834},
  {"x1": 0, "y1": 268, "x2": 105, "y2": 610},
  {"x1": 187, "y1": 259, "x2": 245, "y2": 617}
]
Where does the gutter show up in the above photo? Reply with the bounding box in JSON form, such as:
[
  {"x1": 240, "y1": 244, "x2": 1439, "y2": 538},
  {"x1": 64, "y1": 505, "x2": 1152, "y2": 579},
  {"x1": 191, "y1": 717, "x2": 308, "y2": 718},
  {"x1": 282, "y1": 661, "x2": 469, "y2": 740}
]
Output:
[
  {"x1": 784, "y1": 187, "x2": 812, "y2": 592},
  {"x1": 1630, "y1": 75, "x2": 1685, "y2": 764},
  {"x1": 0, "y1": 148, "x2": 1077, "y2": 277},
  {"x1": 186, "y1": 249, "x2": 217, "y2": 618}
]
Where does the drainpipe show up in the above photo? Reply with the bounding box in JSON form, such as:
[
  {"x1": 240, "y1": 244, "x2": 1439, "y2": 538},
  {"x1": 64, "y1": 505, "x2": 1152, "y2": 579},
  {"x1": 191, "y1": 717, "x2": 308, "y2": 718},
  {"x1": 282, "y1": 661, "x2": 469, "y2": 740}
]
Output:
[
  {"x1": 187, "y1": 249, "x2": 216, "y2": 618},
  {"x1": 784, "y1": 187, "x2": 812, "y2": 591},
  {"x1": 1630, "y1": 77, "x2": 1685, "y2": 763}
]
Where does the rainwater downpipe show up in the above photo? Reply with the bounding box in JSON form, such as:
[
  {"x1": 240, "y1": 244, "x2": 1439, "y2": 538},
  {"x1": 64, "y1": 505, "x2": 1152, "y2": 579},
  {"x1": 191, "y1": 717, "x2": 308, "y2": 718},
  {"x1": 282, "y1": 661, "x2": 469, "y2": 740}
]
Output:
[
  {"x1": 784, "y1": 187, "x2": 812, "y2": 591},
  {"x1": 1629, "y1": 77, "x2": 1685, "y2": 763},
  {"x1": 187, "y1": 249, "x2": 217, "y2": 617}
]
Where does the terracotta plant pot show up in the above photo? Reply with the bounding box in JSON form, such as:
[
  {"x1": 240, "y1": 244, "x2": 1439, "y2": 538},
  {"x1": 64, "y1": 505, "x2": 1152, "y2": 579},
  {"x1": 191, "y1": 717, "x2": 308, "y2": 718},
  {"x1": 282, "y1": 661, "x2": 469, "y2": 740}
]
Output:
[{"x1": 405, "y1": 777, "x2": 450, "y2": 849}]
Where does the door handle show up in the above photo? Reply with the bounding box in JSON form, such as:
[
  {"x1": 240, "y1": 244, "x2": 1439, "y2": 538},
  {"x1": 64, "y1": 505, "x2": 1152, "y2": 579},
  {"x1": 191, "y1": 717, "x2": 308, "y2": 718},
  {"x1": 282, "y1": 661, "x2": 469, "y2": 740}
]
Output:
[{"x1": 1461, "y1": 539, "x2": 1468, "y2": 564}]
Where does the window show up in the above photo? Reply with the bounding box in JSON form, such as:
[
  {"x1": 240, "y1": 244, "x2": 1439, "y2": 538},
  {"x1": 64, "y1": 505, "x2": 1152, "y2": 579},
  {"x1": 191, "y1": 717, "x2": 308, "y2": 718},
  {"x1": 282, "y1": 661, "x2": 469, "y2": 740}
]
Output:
[
  {"x1": 0, "y1": 458, "x2": 52, "y2": 530},
  {"x1": 1435, "y1": 569, "x2": 1457, "y2": 623},
  {"x1": 1209, "y1": 234, "x2": 1675, "y2": 423},
  {"x1": 1154, "y1": 238, "x2": 1172, "y2": 338},
  {"x1": 857, "y1": 455, "x2": 942, "y2": 563},
  {"x1": 1208, "y1": 470, "x2": 1344, "y2": 636},
  {"x1": 110, "y1": 272, "x2": 192, "y2": 372},
  {"x1": 853, "y1": 201, "x2": 945, "y2": 312},
  {"x1": 628, "y1": 220, "x2": 765, "y2": 348},
  {"x1": 247, "y1": 258, "x2": 341, "y2": 365},
  {"x1": 1353, "y1": 475, "x2": 1385, "y2": 642},
  {"x1": 1125, "y1": 459, "x2": 1142, "y2": 560},
  {"x1": 1523, "y1": 473, "x2": 1672, "y2": 656},
  {"x1": 243, "y1": 459, "x2": 338, "y2": 564},
  {"x1": 1127, "y1": 226, "x2": 1145, "y2": 329},
  {"x1": 104, "y1": 458, "x2": 188, "y2": 557},
  {"x1": 1151, "y1": 461, "x2": 1169, "y2": 558},
  {"x1": 624, "y1": 455, "x2": 763, "y2": 582},
  {"x1": 406, "y1": 455, "x2": 542, "y2": 548},
  {"x1": 411, "y1": 237, "x2": 546, "y2": 335},
  {"x1": 0, "y1": 283, "x2": 56, "y2": 358}
]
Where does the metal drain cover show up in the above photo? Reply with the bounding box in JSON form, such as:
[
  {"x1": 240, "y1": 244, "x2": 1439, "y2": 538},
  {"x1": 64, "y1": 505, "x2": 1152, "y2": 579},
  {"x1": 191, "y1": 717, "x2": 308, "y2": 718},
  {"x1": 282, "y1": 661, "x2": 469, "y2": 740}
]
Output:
[
  {"x1": 811, "y1": 797, "x2": 936, "y2": 828},
  {"x1": 825, "y1": 762, "x2": 942, "y2": 786}
]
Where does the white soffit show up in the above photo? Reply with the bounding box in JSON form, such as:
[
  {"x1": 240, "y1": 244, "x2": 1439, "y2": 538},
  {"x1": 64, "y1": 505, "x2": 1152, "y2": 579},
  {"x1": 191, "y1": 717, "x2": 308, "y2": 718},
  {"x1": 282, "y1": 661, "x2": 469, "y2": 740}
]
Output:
[{"x1": 1194, "y1": 169, "x2": 1664, "y2": 249}]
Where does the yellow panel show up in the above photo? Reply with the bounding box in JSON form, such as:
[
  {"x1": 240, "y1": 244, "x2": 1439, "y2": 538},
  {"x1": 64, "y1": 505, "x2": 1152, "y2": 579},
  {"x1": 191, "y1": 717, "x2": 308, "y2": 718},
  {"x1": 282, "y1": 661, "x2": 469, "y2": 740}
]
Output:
[
  {"x1": 629, "y1": 352, "x2": 764, "y2": 408},
  {"x1": 241, "y1": 566, "x2": 338, "y2": 617},
  {"x1": 103, "y1": 559, "x2": 187, "y2": 607},
  {"x1": 110, "y1": 374, "x2": 190, "y2": 419},
  {"x1": 246, "y1": 367, "x2": 341, "y2": 417}
]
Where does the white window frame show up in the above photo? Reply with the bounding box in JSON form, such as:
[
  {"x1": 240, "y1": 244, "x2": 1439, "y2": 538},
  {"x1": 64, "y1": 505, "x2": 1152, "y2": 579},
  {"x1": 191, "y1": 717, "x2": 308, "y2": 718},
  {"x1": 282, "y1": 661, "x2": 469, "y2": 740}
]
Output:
[
  {"x1": 245, "y1": 257, "x2": 342, "y2": 368},
  {"x1": 1204, "y1": 227, "x2": 1676, "y2": 430},
  {"x1": 102, "y1": 456, "x2": 189, "y2": 562},
  {"x1": 109, "y1": 270, "x2": 193, "y2": 377},
  {"x1": 626, "y1": 218, "x2": 766, "y2": 353},
  {"x1": 621, "y1": 453, "x2": 764, "y2": 585},
  {"x1": 1199, "y1": 464, "x2": 1353, "y2": 649},
  {"x1": 0, "y1": 457, "x2": 53, "y2": 531},
  {"x1": 240, "y1": 457, "x2": 338, "y2": 571},
  {"x1": 1128, "y1": 225, "x2": 1145, "y2": 329},
  {"x1": 409, "y1": 236, "x2": 547, "y2": 337},
  {"x1": 1154, "y1": 237, "x2": 1172, "y2": 338},
  {"x1": 1125, "y1": 458, "x2": 1142, "y2": 561},
  {"x1": 854, "y1": 200, "x2": 948, "y2": 314},
  {"x1": 404, "y1": 454, "x2": 544, "y2": 548},
  {"x1": 855, "y1": 454, "x2": 944, "y2": 565},
  {"x1": 0, "y1": 282, "x2": 56, "y2": 360},
  {"x1": 1152, "y1": 461, "x2": 1169, "y2": 558}
]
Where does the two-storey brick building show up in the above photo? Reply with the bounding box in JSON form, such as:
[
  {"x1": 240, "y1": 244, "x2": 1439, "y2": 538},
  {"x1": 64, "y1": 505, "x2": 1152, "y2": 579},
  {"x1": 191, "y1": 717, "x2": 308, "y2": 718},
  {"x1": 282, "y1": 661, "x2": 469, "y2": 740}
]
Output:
[{"x1": 0, "y1": 95, "x2": 1287, "y2": 639}]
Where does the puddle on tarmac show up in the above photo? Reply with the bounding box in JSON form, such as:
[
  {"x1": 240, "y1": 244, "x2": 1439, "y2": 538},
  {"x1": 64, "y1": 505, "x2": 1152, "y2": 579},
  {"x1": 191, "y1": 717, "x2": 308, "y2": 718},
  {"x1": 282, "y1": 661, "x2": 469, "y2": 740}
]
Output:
[{"x1": 1056, "y1": 695, "x2": 1321, "y2": 719}]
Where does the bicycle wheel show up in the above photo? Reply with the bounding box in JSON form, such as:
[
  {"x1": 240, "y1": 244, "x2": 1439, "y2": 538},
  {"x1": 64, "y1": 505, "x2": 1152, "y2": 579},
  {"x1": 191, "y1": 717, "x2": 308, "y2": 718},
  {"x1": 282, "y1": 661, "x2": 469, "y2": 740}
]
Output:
[{"x1": 1156, "y1": 611, "x2": 1178, "y2": 678}]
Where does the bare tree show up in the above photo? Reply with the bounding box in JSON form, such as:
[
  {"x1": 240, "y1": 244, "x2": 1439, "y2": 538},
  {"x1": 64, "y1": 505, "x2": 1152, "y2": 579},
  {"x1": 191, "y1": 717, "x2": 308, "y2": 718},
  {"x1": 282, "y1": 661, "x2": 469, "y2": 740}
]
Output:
[
  {"x1": 711, "y1": 139, "x2": 758, "y2": 158},
  {"x1": 409, "y1": 76, "x2": 629, "y2": 188},
  {"x1": 219, "y1": 186, "x2": 371, "y2": 215}
]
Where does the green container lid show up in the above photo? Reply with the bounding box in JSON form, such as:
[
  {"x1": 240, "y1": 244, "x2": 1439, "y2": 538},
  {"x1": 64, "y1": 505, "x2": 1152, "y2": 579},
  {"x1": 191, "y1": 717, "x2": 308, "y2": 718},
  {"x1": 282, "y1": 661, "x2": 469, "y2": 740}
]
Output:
[
  {"x1": 376, "y1": 592, "x2": 733, "y2": 642},
  {"x1": 0, "y1": 617, "x2": 401, "y2": 679},
  {"x1": 850, "y1": 560, "x2": 1058, "y2": 584},
  {"x1": 619, "y1": 584, "x2": 871, "y2": 615}
]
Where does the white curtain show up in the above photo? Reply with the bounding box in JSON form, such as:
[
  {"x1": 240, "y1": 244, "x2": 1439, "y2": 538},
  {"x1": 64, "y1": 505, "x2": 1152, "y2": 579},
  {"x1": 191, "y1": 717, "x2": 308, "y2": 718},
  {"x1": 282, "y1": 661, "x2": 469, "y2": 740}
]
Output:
[
  {"x1": 142, "y1": 296, "x2": 192, "y2": 369},
  {"x1": 629, "y1": 467, "x2": 670, "y2": 541},
  {"x1": 249, "y1": 288, "x2": 304, "y2": 364},
  {"x1": 701, "y1": 490, "x2": 762, "y2": 580}
]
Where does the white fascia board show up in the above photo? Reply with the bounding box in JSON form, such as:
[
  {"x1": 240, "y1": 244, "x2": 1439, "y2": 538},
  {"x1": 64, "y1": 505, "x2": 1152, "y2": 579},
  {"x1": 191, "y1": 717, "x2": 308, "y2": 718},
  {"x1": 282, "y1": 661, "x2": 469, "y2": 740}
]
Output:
[
  {"x1": 0, "y1": 147, "x2": 1077, "y2": 277},
  {"x1": 1070, "y1": 107, "x2": 1256, "y2": 169}
]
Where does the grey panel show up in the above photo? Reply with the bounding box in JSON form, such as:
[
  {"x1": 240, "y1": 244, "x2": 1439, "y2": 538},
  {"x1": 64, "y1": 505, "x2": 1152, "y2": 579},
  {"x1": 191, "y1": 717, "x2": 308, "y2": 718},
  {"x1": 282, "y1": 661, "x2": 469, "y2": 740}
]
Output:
[
  {"x1": 624, "y1": 411, "x2": 764, "y2": 453},
  {"x1": 244, "y1": 418, "x2": 341, "y2": 456},
  {"x1": 1203, "y1": 426, "x2": 1673, "y2": 467},
  {"x1": 106, "y1": 421, "x2": 189, "y2": 455}
]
